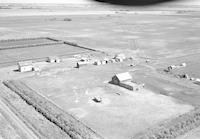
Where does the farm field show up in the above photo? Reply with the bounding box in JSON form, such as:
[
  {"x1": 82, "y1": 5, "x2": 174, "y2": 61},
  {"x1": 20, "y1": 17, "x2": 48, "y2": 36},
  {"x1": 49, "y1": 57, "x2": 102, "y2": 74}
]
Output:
[
  {"x1": 0, "y1": 100, "x2": 33, "y2": 139},
  {"x1": 0, "y1": 37, "x2": 58, "y2": 49},
  {"x1": 0, "y1": 43, "x2": 91, "y2": 67}
]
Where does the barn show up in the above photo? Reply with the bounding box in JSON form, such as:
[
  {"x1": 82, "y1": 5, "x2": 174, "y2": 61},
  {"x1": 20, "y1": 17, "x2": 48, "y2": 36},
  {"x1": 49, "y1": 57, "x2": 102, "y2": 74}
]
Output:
[
  {"x1": 111, "y1": 72, "x2": 132, "y2": 85},
  {"x1": 18, "y1": 61, "x2": 34, "y2": 72}
]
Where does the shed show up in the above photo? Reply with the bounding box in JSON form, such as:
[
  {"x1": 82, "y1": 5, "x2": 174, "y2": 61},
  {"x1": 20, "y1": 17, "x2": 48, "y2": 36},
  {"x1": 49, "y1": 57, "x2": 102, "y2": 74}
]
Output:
[
  {"x1": 104, "y1": 58, "x2": 109, "y2": 63},
  {"x1": 101, "y1": 60, "x2": 106, "y2": 65},
  {"x1": 94, "y1": 60, "x2": 101, "y2": 66},
  {"x1": 194, "y1": 78, "x2": 200, "y2": 85},
  {"x1": 18, "y1": 61, "x2": 33, "y2": 72},
  {"x1": 180, "y1": 63, "x2": 187, "y2": 67},
  {"x1": 167, "y1": 65, "x2": 177, "y2": 71},
  {"x1": 111, "y1": 72, "x2": 132, "y2": 85},
  {"x1": 80, "y1": 57, "x2": 89, "y2": 62},
  {"x1": 76, "y1": 61, "x2": 87, "y2": 68},
  {"x1": 47, "y1": 56, "x2": 61, "y2": 63},
  {"x1": 114, "y1": 53, "x2": 126, "y2": 60}
]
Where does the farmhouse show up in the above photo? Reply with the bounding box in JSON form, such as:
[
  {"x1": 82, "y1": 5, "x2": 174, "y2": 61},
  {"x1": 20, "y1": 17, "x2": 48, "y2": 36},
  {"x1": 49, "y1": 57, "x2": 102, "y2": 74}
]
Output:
[{"x1": 18, "y1": 61, "x2": 34, "y2": 72}]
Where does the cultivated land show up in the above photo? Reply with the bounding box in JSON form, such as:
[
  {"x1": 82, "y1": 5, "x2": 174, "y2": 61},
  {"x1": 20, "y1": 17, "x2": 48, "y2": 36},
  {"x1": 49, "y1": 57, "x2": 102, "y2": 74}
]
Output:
[{"x1": 0, "y1": 3, "x2": 200, "y2": 139}]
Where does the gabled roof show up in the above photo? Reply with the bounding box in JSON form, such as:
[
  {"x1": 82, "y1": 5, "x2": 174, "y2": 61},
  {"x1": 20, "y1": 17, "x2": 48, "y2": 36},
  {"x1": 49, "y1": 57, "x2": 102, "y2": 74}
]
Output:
[
  {"x1": 48, "y1": 56, "x2": 59, "y2": 60},
  {"x1": 18, "y1": 61, "x2": 33, "y2": 66},
  {"x1": 114, "y1": 72, "x2": 132, "y2": 82}
]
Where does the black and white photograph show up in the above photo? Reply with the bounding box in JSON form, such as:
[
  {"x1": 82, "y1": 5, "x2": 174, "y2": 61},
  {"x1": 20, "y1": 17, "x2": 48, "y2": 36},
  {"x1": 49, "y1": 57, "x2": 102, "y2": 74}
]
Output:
[{"x1": 0, "y1": 0, "x2": 200, "y2": 139}]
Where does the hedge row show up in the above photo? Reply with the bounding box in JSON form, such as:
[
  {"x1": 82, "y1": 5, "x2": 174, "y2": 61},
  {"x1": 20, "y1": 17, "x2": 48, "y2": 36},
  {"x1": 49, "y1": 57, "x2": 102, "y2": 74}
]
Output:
[
  {"x1": 0, "y1": 37, "x2": 49, "y2": 43},
  {"x1": 0, "y1": 42, "x2": 63, "y2": 50},
  {"x1": 0, "y1": 37, "x2": 99, "y2": 53},
  {"x1": 63, "y1": 41, "x2": 97, "y2": 52},
  {"x1": 3, "y1": 80, "x2": 104, "y2": 139},
  {"x1": 134, "y1": 106, "x2": 200, "y2": 139},
  {"x1": 46, "y1": 37, "x2": 61, "y2": 42}
]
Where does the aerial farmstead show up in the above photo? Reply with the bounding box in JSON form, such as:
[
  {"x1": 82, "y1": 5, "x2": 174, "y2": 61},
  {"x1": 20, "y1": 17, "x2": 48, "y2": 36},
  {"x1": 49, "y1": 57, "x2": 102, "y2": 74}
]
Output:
[{"x1": 0, "y1": 3, "x2": 200, "y2": 139}]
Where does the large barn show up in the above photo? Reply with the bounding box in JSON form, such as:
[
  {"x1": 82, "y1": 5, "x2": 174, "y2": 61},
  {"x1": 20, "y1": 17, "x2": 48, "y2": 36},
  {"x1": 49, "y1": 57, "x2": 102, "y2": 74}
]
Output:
[
  {"x1": 18, "y1": 61, "x2": 34, "y2": 72},
  {"x1": 111, "y1": 72, "x2": 132, "y2": 85}
]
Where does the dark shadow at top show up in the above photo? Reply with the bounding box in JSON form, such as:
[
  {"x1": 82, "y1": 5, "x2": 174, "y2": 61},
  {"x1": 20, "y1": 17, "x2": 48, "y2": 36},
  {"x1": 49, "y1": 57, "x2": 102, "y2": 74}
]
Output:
[{"x1": 93, "y1": 0, "x2": 181, "y2": 6}]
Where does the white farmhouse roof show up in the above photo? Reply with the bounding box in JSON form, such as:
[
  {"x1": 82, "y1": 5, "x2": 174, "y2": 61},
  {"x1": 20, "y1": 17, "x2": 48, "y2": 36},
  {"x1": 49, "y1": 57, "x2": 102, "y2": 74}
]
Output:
[
  {"x1": 115, "y1": 72, "x2": 132, "y2": 82},
  {"x1": 18, "y1": 61, "x2": 33, "y2": 66},
  {"x1": 48, "y1": 56, "x2": 59, "y2": 60}
]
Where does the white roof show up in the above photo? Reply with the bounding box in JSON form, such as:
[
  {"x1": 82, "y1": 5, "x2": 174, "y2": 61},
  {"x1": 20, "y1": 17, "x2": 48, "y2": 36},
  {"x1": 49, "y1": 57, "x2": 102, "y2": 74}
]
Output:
[
  {"x1": 114, "y1": 53, "x2": 126, "y2": 60},
  {"x1": 196, "y1": 78, "x2": 200, "y2": 82},
  {"x1": 48, "y1": 56, "x2": 60, "y2": 60},
  {"x1": 115, "y1": 72, "x2": 132, "y2": 82},
  {"x1": 18, "y1": 61, "x2": 33, "y2": 66}
]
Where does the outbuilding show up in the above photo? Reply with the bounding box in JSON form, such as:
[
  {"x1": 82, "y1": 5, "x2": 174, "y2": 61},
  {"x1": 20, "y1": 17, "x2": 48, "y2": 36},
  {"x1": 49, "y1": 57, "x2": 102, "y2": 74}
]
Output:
[
  {"x1": 76, "y1": 61, "x2": 87, "y2": 68},
  {"x1": 18, "y1": 61, "x2": 34, "y2": 72},
  {"x1": 47, "y1": 56, "x2": 61, "y2": 63},
  {"x1": 94, "y1": 60, "x2": 101, "y2": 66},
  {"x1": 167, "y1": 65, "x2": 177, "y2": 71},
  {"x1": 114, "y1": 53, "x2": 126, "y2": 60},
  {"x1": 194, "y1": 78, "x2": 200, "y2": 85}
]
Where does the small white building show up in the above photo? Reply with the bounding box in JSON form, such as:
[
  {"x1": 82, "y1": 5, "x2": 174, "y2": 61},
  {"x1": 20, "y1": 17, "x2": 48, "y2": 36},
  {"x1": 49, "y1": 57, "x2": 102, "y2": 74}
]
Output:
[
  {"x1": 94, "y1": 60, "x2": 101, "y2": 66},
  {"x1": 180, "y1": 63, "x2": 187, "y2": 67},
  {"x1": 167, "y1": 65, "x2": 177, "y2": 71},
  {"x1": 104, "y1": 58, "x2": 109, "y2": 64},
  {"x1": 109, "y1": 59, "x2": 116, "y2": 63},
  {"x1": 76, "y1": 61, "x2": 87, "y2": 68},
  {"x1": 80, "y1": 57, "x2": 89, "y2": 62},
  {"x1": 101, "y1": 60, "x2": 107, "y2": 65},
  {"x1": 47, "y1": 56, "x2": 61, "y2": 63},
  {"x1": 194, "y1": 78, "x2": 200, "y2": 85},
  {"x1": 114, "y1": 53, "x2": 126, "y2": 60},
  {"x1": 18, "y1": 61, "x2": 34, "y2": 72}
]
